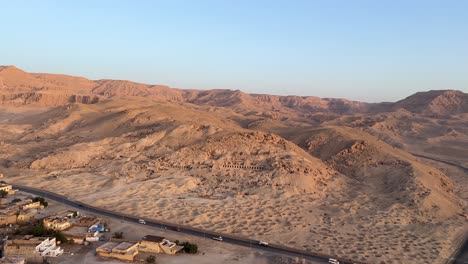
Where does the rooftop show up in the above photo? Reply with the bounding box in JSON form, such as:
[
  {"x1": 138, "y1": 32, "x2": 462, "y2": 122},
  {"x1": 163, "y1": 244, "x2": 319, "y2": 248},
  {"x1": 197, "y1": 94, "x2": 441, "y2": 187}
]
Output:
[
  {"x1": 98, "y1": 242, "x2": 119, "y2": 251},
  {"x1": 113, "y1": 242, "x2": 137, "y2": 251},
  {"x1": 142, "y1": 235, "x2": 165, "y2": 243}
]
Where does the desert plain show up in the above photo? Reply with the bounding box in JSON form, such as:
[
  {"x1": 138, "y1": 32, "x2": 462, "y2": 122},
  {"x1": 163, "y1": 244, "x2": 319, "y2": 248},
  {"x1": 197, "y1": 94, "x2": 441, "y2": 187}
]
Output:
[{"x1": 0, "y1": 66, "x2": 467, "y2": 263}]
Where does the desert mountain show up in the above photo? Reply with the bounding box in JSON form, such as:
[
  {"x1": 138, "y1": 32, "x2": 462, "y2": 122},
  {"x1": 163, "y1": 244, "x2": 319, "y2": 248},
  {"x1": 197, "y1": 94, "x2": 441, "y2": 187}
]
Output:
[
  {"x1": 394, "y1": 90, "x2": 468, "y2": 116},
  {"x1": 0, "y1": 66, "x2": 466, "y2": 264},
  {"x1": 3, "y1": 66, "x2": 465, "y2": 116}
]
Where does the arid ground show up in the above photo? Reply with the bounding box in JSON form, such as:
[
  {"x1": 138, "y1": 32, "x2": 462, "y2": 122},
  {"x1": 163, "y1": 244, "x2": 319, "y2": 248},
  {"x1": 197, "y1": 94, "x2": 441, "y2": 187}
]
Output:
[{"x1": 1, "y1": 66, "x2": 467, "y2": 263}]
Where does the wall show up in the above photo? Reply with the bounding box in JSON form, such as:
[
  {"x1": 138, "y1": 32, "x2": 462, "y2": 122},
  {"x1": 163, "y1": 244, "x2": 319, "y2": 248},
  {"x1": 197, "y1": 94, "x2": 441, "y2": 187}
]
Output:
[{"x1": 138, "y1": 241, "x2": 162, "y2": 253}]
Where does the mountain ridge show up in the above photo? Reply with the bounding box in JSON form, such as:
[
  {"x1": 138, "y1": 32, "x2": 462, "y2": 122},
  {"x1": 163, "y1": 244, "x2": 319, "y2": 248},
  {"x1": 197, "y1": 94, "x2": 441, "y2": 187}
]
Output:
[{"x1": 1, "y1": 65, "x2": 466, "y2": 116}]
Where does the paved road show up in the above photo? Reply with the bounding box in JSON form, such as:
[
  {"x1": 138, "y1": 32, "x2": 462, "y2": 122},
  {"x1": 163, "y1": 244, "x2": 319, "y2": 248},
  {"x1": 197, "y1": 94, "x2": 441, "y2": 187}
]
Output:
[
  {"x1": 410, "y1": 152, "x2": 468, "y2": 173},
  {"x1": 13, "y1": 184, "x2": 358, "y2": 264},
  {"x1": 410, "y1": 152, "x2": 468, "y2": 264},
  {"x1": 447, "y1": 235, "x2": 468, "y2": 264}
]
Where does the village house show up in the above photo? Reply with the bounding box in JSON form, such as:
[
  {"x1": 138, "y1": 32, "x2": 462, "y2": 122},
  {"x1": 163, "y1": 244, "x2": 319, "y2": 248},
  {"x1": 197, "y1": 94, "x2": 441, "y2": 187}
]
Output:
[
  {"x1": 3, "y1": 237, "x2": 64, "y2": 263},
  {"x1": 96, "y1": 241, "x2": 139, "y2": 261},
  {"x1": 34, "y1": 237, "x2": 64, "y2": 257},
  {"x1": 16, "y1": 209, "x2": 37, "y2": 223},
  {"x1": 139, "y1": 235, "x2": 184, "y2": 255},
  {"x1": 18, "y1": 201, "x2": 42, "y2": 211},
  {"x1": 43, "y1": 216, "x2": 72, "y2": 231},
  {"x1": 0, "y1": 211, "x2": 17, "y2": 226},
  {"x1": 0, "y1": 256, "x2": 26, "y2": 264},
  {"x1": 0, "y1": 184, "x2": 15, "y2": 195},
  {"x1": 74, "y1": 216, "x2": 99, "y2": 227},
  {"x1": 63, "y1": 226, "x2": 100, "y2": 244}
]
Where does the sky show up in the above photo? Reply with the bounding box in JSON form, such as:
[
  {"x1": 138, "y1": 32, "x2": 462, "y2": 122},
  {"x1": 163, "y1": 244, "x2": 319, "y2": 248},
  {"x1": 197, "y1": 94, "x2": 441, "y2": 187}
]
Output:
[{"x1": 1, "y1": 0, "x2": 467, "y2": 102}]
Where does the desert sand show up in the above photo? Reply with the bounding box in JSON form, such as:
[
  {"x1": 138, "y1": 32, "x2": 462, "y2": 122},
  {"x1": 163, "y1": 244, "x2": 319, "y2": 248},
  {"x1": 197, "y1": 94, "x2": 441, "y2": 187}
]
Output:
[{"x1": 0, "y1": 66, "x2": 467, "y2": 264}]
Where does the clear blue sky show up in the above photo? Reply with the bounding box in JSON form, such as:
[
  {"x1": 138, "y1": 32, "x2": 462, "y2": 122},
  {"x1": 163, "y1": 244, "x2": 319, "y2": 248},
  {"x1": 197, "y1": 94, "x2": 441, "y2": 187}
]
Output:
[{"x1": 1, "y1": 0, "x2": 467, "y2": 102}]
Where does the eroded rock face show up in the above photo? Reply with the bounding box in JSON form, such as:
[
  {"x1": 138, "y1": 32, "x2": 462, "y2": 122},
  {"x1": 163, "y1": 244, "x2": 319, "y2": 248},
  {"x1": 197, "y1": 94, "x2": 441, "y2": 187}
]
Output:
[{"x1": 0, "y1": 92, "x2": 99, "y2": 106}]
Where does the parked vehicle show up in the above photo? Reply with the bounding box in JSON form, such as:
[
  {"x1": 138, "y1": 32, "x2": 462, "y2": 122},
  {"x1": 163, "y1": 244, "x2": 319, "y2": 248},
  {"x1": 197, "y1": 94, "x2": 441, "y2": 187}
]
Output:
[
  {"x1": 258, "y1": 241, "x2": 269, "y2": 246},
  {"x1": 212, "y1": 236, "x2": 223, "y2": 241},
  {"x1": 329, "y1": 258, "x2": 340, "y2": 264},
  {"x1": 138, "y1": 219, "x2": 146, "y2": 224}
]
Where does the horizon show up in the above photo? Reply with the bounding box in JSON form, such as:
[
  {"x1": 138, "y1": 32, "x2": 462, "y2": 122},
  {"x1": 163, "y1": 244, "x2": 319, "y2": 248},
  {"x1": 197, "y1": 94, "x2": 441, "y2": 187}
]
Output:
[
  {"x1": 3, "y1": 64, "x2": 463, "y2": 104},
  {"x1": 1, "y1": 0, "x2": 467, "y2": 102}
]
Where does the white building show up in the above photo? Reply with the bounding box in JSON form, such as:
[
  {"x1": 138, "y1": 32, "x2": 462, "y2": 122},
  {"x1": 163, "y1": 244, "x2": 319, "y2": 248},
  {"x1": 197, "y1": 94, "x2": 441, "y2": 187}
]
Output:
[{"x1": 35, "y1": 238, "x2": 64, "y2": 257}]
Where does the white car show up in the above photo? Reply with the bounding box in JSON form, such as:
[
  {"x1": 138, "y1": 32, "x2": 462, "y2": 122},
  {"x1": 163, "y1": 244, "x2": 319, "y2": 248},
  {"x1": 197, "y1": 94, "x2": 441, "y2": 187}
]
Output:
[
  {"x1": 212, "y1": 236, "x2": 223, "y2": 241},
  {"x1": 329, "y1": 258, "x2": 340, "y2": 264},
  {"x1": 138, "y1": 219, "x2": 146, "y2": 224},
  {"x1": 258, "y1": 241, "x2": 269, "y2": 246}
]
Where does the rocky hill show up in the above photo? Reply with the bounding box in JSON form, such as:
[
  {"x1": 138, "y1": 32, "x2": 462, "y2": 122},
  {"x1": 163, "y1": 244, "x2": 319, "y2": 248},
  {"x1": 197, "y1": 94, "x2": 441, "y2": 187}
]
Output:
[
  {"x1": 0, "y1": 66, "x2": 466, "y2": 264},
  {"x1": 4, "y1": 66, "x2": 465, "y2": 117}
]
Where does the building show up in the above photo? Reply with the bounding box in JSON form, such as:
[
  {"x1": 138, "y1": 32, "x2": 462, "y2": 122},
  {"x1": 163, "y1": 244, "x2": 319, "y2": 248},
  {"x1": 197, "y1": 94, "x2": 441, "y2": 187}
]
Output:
[
  {"x1": 0, "y1": 212, "x2": 17, "y2": 226},
  {"x1": 0, "y1": 256, "x2": 26, "y2": 264},
  {"x1": 43, "y1": 217, "x2": 71, "y2": 231},
  {"x1": 0, "y1": 184, "x2": 14, "y2": 195},
  {"x1": 88, "y1": 223, "x2": 106, "y2": 233},
  {"x1": 139, "y1": 235, "x2": 184, "y2": 255},
  {"x1": 63, "y1": 226, "x2": 100, "y2": 244},
  {"x1": 96, "y1": 241, "x2": 138, "y2": 261},
  {"x1": 19, "y1": 201, "x2": 42, "y2": 211},
  {"x1": 75, "y1": 216, "x2": 99, "y2": 227},
  {"x1": 34, "y1": 238, "x2": 63, "y2": 257},
  {"x1": 4, "y1": 238, "x2": 43, "y2": 263},
  {"x1": 17, "y1": 209, "x2": 37, "y2": 223}
]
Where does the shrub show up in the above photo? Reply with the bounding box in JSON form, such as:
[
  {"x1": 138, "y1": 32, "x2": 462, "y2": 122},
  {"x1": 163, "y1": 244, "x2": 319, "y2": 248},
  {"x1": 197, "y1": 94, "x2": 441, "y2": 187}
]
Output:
[
  {"x1": 0, "y1": 190, "x2": 8, "y2": 198},
  {"x1": 32, "y1": 197, "x2": 48, "y2": 207},
  {"x1": 32, "y1": 223, "x2": 45, "y2": 236},
  {"x1": 181, "y1": 241, "x2": 198, "y2": 254},
  {"x1": 54, "y1": 231, "x2": 68, "y2": 244},
  {"x1": 112, "y1": 232, "x2": 123, "y2": 239},
  {"x1": 146, "y1": 255, "x2": 156, "y2": 263},
  {"x1": 12, "y1": 198, "x2": 22, "y2": 203}
]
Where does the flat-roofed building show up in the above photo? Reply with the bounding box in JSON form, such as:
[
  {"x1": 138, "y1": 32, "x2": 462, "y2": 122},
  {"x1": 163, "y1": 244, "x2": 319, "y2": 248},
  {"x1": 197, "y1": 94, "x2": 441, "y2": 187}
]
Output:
[
  {"x1": 96, "y1": 241, "x2": 138, "y2": 261},
  {"x1": 3, "y1": 237, "x2": 59, "y2": 263},
  {"x1": 0, "y1": 184, "x2": 14, "y2": 195},
  {"x1": 74, "y1": 216, "x2": 99, "y2": 227},
  {"x1": 17, "y1": 209, "x2": 37, "y2": 222},
  {"x1": 0, "y1": 212, "x2": 17, "y2": 226},
  {"x1": 0, "y1": 255, "x2": 26, "y2": 264},
  {"x1": 43, "y1": 216, "x2": 71, "y2": 231},
  {"x1": 139, "y1": 235, "x2": 183, "y2": 255}
]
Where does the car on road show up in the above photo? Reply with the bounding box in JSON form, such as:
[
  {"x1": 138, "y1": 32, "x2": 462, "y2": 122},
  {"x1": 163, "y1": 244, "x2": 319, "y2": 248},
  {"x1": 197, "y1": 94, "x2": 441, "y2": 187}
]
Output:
[
  {"x1": 138, "y1": 219, "x2": 146, "y2": 224},
  {"x1": 212, "y1": 236, "x2": 223, "y2": 241},
  {"x1": 329, "y1": 258, "x2": 340, "y2": 264},
  {"x1": 258, "y1": 241, "x2": 269, "y2": 246}
]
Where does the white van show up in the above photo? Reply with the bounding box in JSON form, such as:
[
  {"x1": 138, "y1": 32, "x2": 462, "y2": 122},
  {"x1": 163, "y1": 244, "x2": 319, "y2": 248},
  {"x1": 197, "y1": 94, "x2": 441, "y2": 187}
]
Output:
[{"x1": 138, "y1": 219, "x2": 146, "y2": 224}]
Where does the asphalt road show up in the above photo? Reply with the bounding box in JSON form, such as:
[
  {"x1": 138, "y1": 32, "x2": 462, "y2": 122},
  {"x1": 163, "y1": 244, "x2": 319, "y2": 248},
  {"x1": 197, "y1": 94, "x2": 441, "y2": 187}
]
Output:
[
  {"x1": 410, "y1": 152, "x2": 468, "y2": 173},
  {"x1": 13, "y1": 184, "x2": 358, "y2": 264}
]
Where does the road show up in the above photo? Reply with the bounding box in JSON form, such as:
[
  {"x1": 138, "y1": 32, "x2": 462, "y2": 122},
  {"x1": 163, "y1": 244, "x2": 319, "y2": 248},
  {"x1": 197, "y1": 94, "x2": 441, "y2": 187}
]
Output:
[
  {"x1": 13, "y1": 184, "x2": 358, "y2": 264},
  {"x1": 409, "y1": 152, "x2": 468, "y2": 264},
  {"x1": 410, "y1": 152, "x2": 468, "y2": 173},
  {"x1": 447, "y1": 234, "x2": 468, "y2": 264}
]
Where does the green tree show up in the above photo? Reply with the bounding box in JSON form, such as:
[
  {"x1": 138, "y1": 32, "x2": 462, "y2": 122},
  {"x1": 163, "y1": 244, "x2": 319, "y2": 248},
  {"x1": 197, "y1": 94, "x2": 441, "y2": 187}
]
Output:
[
  {"x1": 146, "y1": 255, "x2": 156, "y2": 263},
  {"x1": 54, "y1": 231, "x2": 68, "y2": 244},
  {"x1": 0, "y1": 190, "x2": 8, "y2": 198},
  {"x1": 32, "y1": 223, "x2": 45, "y2": 236},
  {"x1": 32, "y1": 197, "x2": 48, "y2": 207},
  {"x1": 181, "y1": 241, "x2": 198, "y2": 254},
  {"x1": 112, "y1": 232, "x2": 123, "y2": 239},
  {"x1": 12, "y1": 198, "x2": 22, "y2": 203}
]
